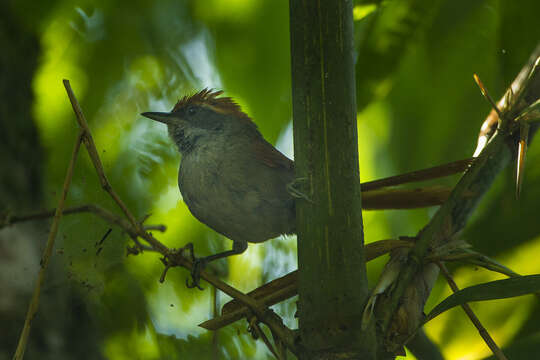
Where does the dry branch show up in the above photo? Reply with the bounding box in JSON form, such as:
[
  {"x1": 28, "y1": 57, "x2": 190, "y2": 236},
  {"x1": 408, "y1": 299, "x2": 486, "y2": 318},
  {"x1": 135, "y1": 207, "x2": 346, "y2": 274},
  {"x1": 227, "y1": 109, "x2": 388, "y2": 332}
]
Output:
[
  {"x1": 13, "y1": 131, "x2": 84, "y2": 360},
  {"x1": 438, "y1": 263, "x2": 508, "y2": 360},
  {"x1": 200, "y1": 239, "x2": 414, "y2": 331},
  {"x1": 1, "y1": 204, "x2": 166, "y2": 235}
]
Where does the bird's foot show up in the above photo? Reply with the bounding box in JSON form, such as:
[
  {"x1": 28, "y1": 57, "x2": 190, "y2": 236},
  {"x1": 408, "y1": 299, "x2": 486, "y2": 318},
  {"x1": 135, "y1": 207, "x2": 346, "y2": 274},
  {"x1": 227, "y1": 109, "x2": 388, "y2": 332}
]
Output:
[
  {"x1": 186, "y1": 257, "x2": 208, "y2": 290},
  {"x1": 287, "y1": 177, "x2": 314, "y2": 203},
  {"x1": 181, "y1": 243, "x2": 206, "y2": 290}
]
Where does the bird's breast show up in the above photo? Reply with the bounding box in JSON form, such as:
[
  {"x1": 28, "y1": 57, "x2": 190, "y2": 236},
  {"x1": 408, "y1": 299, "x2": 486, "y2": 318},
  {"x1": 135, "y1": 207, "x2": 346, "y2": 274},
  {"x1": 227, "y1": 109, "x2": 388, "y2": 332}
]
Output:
[{"x1": 177, "y1": 143, "x2": 295, "y2": 243}]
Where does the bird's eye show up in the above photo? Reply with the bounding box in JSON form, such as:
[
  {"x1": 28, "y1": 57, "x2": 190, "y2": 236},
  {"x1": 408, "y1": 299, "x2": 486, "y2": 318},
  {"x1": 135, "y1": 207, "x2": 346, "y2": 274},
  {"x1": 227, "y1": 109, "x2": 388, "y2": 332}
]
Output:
[{"x1": 187, "y1": 107, "x2": 197, "y2": 116}]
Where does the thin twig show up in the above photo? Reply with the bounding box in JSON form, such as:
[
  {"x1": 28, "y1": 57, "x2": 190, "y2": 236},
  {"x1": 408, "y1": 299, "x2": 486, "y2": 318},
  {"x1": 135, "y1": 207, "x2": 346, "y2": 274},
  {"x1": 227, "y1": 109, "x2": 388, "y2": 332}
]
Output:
[
  {"x1": 249, "y1": 318, "x2": 281, "y2": 360},
  {"x1": 465, "y1": 259, "x2": 520, "y2": 278},
  {"x1": 461, "y1": 250, "x2": 521, "y2": 277},
  {"x1": 1, "y1": 204, "x2": 166, "y2": 235},
  {"x1": 437, "y1": 262, "x2": 508, "y2": 360},
  {"x1": 144, "y1": 224, "x2": 167, "y2": 232},
  {"x1": 271, "y1": 329, "x2": 288, "y2": 360},
  {"x1": 63, "y1": 80, "x2": 145, "y2": 235},
  {"x1": 212, "y1": 286, "x2": 220, "y2": 360},
  {"x1": 426, "y1": 249, "x2": 521, "y2": 278},
  {"x1": 13, "y1": 131, "x2": 84, "y2": 360}
]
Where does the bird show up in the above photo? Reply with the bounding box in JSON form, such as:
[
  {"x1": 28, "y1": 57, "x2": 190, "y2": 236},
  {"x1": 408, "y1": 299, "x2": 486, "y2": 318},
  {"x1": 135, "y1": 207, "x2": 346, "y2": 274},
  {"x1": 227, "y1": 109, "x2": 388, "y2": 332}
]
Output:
[
  {"x1": 142, "y1": 89, "x2": 296, "y2": 288},
  {"x1": 142, "y1": 89, "x2": 472, "y2": 288}
]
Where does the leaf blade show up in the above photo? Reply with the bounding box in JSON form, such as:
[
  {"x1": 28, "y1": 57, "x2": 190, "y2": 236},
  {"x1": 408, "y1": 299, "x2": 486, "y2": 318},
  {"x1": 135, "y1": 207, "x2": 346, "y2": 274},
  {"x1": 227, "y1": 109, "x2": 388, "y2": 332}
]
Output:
[{"x1": 425, "y1": 274, "x2": 540, "y2": 323}]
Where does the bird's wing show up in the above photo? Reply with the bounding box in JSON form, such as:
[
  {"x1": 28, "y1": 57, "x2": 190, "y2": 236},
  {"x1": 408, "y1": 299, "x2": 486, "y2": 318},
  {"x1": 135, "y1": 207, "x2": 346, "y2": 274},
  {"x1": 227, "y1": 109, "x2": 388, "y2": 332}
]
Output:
[{"x1": 251, "y1": 139, "x2": 294, "y2": 171}]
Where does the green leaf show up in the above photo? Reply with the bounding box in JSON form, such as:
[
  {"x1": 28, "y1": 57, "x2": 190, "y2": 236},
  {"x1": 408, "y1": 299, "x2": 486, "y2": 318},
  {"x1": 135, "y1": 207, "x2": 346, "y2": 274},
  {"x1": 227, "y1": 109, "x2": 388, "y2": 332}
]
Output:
[{"x1": 425, "y1": 275, "x2": 540, "y2": 323}]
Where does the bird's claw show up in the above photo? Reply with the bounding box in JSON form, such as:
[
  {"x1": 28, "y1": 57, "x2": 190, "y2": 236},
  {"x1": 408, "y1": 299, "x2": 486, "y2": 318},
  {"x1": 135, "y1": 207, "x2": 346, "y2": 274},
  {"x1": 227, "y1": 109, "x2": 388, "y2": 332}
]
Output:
[
  {"x1": 181, "y1": 243, "x2": 207, "y2": 290},
  {"x1": 186, "y1": 257, "x2": 207, "y2": 290},
  {"x1": 287, "y1": 177, "x2": 314, "y2": 203}
]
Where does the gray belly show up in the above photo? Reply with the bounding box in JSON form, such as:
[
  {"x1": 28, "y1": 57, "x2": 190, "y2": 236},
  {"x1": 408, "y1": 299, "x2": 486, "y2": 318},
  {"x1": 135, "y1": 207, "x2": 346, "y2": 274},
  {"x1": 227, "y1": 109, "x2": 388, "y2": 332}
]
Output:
[{"x1": 178, "y1": 164, "x2": 295, "y2": 243}]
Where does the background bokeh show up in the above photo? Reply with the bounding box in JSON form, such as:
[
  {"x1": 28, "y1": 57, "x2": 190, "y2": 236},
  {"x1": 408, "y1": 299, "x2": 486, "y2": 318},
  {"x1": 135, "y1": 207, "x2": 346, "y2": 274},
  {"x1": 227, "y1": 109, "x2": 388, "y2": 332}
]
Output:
[{"x1": 1, "y1": 0, "x2": 539, "y2": 359}]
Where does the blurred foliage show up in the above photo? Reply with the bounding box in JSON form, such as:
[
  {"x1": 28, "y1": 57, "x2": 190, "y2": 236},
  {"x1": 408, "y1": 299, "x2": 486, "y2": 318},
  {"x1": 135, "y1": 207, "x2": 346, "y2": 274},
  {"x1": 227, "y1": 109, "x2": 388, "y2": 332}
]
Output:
[{"x1": 3, "y1": 0, "x2": 540, "y2": 358}]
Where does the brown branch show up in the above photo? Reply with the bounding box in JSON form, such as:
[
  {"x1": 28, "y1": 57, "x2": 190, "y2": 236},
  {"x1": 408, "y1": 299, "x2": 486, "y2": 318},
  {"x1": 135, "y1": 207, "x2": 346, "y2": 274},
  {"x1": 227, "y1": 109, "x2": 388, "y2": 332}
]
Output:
[
  {"x1": 200, "y1": 239, "x2": 414, "y2": 331},
  {"x1": 359, "y1": 158, "x2": 475, "y2": 209},
  {"x1": 13, "y1": 131, "x2": 84, "y2": 360},
  {"x1": 438, "y1": 262, "x2": 508, "y2": 360},
  {"x1": 361, "y1": 186, "x2": 456, "y2": 210},
  {"x1": 360, "y1": 158, "x2": 474, "y2": 192},
  {"x1": 248, "y1": 317, "x2": 281, "y2": 360}
]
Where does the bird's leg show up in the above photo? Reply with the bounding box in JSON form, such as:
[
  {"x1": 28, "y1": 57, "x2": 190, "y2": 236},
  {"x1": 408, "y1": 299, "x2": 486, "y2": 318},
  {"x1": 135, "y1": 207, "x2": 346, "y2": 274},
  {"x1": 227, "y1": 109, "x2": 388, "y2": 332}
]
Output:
[
  {"x1": 185, "y1": 240, "x2": 248, "y2": 290},
  {"x1": 287, "y1": 177, "x2": 314, "y2": 203}
]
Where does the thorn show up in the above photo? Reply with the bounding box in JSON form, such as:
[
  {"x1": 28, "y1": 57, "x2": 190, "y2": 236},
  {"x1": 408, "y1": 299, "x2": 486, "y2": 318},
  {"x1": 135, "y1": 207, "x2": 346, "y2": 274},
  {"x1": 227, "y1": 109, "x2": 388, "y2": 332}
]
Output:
[
  {"x1": 473, "y1": 73, "x2": 504, "y2": 121},
  {"x1": 516, "y1": 122, "x2": 530, "y2": 199},
  {"x1": 361, "y1": 294, "x2": 377, "y2": 330}
]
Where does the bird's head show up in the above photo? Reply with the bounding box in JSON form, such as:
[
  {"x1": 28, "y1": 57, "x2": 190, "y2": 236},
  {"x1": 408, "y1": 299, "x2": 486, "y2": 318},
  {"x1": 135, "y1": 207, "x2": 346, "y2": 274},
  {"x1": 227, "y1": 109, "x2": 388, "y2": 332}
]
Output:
[{"x1": 142, "y1": 89, "x2": 260, "y2": 153}]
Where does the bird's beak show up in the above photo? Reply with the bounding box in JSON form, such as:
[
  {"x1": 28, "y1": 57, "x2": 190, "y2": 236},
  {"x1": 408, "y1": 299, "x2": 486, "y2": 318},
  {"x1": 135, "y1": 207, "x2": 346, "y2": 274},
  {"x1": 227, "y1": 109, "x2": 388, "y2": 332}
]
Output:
[{"x1": 141, "y1": 112, "x2": 177, "y2": 125}]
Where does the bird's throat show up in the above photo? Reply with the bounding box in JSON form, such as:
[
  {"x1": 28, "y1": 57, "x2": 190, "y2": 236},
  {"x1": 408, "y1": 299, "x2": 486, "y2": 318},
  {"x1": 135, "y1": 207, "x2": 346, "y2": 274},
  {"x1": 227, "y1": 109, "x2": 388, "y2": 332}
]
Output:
[{"x1": 169, "y1": 127, "x2": 201, "y2": 154}]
